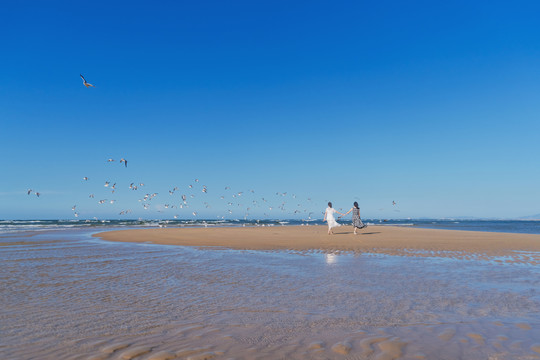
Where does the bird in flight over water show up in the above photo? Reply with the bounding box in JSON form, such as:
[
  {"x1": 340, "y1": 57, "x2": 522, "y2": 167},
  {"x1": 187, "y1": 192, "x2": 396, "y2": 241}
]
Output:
[
  {"x1": 80, "y1": 74, "x2": 95, "y2": 88},
  {"x1": 120, "y1": 158, "x2": 128, "y2": 168}
]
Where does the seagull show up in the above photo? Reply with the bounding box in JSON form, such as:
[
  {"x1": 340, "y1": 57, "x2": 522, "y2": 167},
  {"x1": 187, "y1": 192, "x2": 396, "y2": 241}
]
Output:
[
  {"x1": 104, "y1": 181, "x2": 110, "y2": 187},
  {"x1": 392, "y1": 201, "x2": 396, "y2": 206},
  {"x1": 80, "y1": 74, "x2": 95, "y2": 88},
  {"x1": 120, "y1": 158, "x2": 128, "y2": 168},
  {"x1": 72, "y1": 205, "x2": 76, "y2": 211},
  {"x1": 35, "y1": 192, "x2": 41, "y2": 197},
  {"x1": 89, "y1": 194, "x2": 94, "y2": 198},
  {"x1": 83, "y1": 177, "x2": 88, "y2": 181},
  {"x1": 27, "y1": 189, "x2": 32, "y2": 195},
  {"x1": 107, "y1": 159, "x2": 114, "y2": 162}
]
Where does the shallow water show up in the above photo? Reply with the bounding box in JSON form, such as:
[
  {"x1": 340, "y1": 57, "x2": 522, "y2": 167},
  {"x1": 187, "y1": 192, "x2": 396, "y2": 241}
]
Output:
[{"x1": 1, "y1": 230, "x2": 540, "y2": 359}]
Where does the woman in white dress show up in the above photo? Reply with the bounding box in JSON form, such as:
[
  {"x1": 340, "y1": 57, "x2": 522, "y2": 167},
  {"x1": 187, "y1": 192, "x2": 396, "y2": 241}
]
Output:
[{"x1": 323, "y1": 202, "x2": 344, "y2": 235}]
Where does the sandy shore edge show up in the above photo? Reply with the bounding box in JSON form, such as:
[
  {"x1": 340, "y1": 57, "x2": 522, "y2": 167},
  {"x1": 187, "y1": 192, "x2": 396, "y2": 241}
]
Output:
[{"x1": 93, "y1": 225, "x2": 540, "y2": 260}]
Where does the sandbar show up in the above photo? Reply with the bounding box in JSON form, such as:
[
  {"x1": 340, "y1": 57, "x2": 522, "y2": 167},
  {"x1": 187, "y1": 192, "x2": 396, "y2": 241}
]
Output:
[{"x1": 94, "y1": 225, "x2": 540, "y2": 261}]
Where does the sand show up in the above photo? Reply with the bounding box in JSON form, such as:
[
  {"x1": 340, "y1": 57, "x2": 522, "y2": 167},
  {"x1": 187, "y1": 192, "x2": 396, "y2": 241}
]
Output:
[
  {"x1": 94, "y1": 225, "x2": 540, "y2": 263},
  {"x1": 2, "y1": 227, "x2": 540, "y2": 359}
]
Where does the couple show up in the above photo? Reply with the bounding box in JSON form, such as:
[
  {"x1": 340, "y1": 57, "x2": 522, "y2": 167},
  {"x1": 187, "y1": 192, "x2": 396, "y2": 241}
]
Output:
[{"x1": 324, "y1": 201, "x2": 367, "y2": 235}]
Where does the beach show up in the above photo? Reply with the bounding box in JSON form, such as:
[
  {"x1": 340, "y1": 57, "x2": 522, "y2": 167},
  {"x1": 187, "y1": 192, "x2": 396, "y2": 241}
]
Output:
[
  {"x1": 94, "y1": 225, "x2": 540, "y2": 263},
  {"x1": 2, "y1": 226, "x2": 540, "y2": 359}
]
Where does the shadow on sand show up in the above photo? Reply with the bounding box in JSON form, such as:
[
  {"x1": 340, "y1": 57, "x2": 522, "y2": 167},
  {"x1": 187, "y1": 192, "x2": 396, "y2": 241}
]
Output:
[{"x1": 333, "y1": 231, "x2": 381, "y2": 236}]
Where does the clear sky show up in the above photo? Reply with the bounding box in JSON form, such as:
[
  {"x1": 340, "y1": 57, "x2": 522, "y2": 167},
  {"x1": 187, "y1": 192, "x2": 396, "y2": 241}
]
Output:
[{"x1": 1, "y1": 0, "x2": 540, "y2": 220}]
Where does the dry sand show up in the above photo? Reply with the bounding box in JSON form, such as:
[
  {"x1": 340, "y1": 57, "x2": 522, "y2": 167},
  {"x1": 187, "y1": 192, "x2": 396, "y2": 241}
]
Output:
[{"x1": 94, "y1": 225, "x2": 540, "y2": 262}]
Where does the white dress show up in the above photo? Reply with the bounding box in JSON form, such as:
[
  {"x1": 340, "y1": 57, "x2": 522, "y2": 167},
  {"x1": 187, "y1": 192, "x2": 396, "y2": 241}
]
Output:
[{"x1": 325, "y1": 207, "x2": 340, "y2": 229}]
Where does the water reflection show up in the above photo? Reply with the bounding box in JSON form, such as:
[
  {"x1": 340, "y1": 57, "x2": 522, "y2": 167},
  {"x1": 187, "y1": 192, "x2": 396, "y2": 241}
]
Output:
[{"x1": 325, "y1": 253, "x2": 338, "y2": 265}]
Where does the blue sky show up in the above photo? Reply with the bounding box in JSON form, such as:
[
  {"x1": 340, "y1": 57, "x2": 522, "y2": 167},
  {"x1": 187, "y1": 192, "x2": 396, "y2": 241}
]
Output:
[{"x1": 1, "y1": 0, "x2": 540, "y2": 220}]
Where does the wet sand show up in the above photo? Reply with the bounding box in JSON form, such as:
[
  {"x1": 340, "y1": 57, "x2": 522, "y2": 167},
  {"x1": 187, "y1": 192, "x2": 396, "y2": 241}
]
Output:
[
  {"x1": 94, "y1": 225, "x2": 540, "y2": 263},
  {"x1": 2, "y1": 228, "x2": 540, "y2": 359}
]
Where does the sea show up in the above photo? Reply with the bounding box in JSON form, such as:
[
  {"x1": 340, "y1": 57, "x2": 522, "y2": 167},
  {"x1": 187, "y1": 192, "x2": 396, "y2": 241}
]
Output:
[{"x1": 1, "y1": 218, "x2": 540, "y2": 235}]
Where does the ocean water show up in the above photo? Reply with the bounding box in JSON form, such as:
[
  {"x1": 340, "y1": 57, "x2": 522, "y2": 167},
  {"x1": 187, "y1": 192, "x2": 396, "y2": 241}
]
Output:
[{"x1": 1, "y1": 218, "x2": 540, "y2": 235}]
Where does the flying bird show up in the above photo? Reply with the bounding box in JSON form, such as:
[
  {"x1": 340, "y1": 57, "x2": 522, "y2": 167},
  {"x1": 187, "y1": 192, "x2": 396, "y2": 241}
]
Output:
[
  {"x1": 120, "y1": 158, "x2": 128, "y2": 167},
  {"x1": 80, "y1": 74, "x2": 95, "y2": 88},
  {"x1": 27, "y1": 189, "x2": 32, "y2": 195},
  {"x1": 392, "y1": 201, "x2": 396, "y2": 206}
]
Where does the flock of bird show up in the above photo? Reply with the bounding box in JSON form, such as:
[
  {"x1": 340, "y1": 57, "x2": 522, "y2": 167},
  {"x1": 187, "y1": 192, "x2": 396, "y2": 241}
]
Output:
[
  {"x1": 25, "y1": 75, "x2": 400, "y2": 220},
  {"x1": 26, "y1": 155, "x2": 323, "y2": 220},
  {"x1": 27, "y1": 156, "x2": 399, "y2": 220}
]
